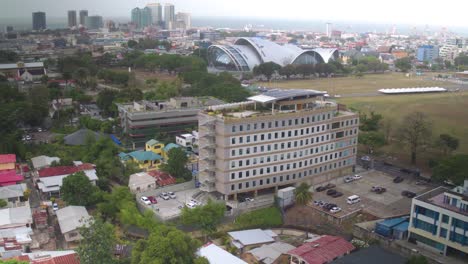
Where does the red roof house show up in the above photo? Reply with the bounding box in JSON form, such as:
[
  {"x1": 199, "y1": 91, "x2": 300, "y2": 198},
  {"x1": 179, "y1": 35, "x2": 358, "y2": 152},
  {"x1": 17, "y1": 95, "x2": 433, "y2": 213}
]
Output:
[
  {"x1": 287, "y1": 235, "x2": 355, "y2": 264},
  {"x1": 0, "y1": 154, "x2": 16, "y2": 171},
  {"x1": 38, "y1": 164, "x2": 95, "y2": 178},
  {"x1": 147, "y1": 170, "x2": 176, "y2": 186},
  {"x1": 0, "y1": 170, "x2": 24, "y2": 186}
]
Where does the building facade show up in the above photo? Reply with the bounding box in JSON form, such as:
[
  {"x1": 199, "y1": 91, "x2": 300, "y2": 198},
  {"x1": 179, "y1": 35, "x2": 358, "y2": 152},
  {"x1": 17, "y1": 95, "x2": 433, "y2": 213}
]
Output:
[
  {"x1": 131, "y1": 7, "x2": 152, "y2": 29},
  {"x1": 175, "y1": 12, "x2": 191, "y2": 30},
  {"x1": 417, "y1": 45, "x2": 439, "y2": 63},
  {"x1": 408, "y1": 182, "x2": 468, "y2": 257},
  {"x1": 117, "y1": 97, "x2": 224, "y2": 148},
  {"x1": 79, "y1": 10, "x2": 88, "y2": 26},
  {"x1": 198, "y1": 90, "x2": 359, "y2": 200},
  {"x1": 84, "y1": 16, "x2": 103, "y2": 30},
  {"x1": 163, "y1": 3, "x2": 175, "y2": 29},
  {"x1": 67, "y1": 10, "x2": 77, "y2": 28},
  {"x1": 147, "y1": 3, "x2": 163, "y2": 25},
  {"x1": 32, "y1": 12, "x2": 46, "y2": 30}
]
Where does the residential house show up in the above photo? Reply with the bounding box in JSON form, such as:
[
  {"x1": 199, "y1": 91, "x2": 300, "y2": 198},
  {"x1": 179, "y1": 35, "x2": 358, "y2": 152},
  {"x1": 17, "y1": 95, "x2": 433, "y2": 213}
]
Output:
[
  {"x1": 228, "y1": 229, "x2": 278, "y2": 253},
  {"x1": 63, "y1": 128, "x2": 107, "y2": 146},
  {"x1": 175, "y1": 131, "x2": 198, "y2": 149},
  {"x1": 0, "y1": 170, "x2": 24, "y2": 187},
  {"x1": 0, "y1": 154, "x2": 16, "y2": 171},
  {"x1": 0, "y1": 183, "x2": 27, "y2": 206},
  {"x1": 119, "y1": 151, "x2": 163, "y2": 170},
  {"x1": 197, "y1": 243, "x2": 247, "y2": 264},
  {"x1": 0, "y1": 204, "x2": 33, "y2": 252},
  {"x1": 56, "y1": 206, "x2": 91, "y2": 243},
  {"x1": 128, "y1": 172, "x2": 156, "y2": 193},
  {"x1": 162, "y1": 143, "x2": 181, "y2": 160},
  {"x1": 244, "y1": 241, "x2": 295, "y2": 264},
  {"x1": 147, "y1": 170, "x2": 176, "y2": 187},
  {"x1": 31, "y1": 155, "x2": 60, "y2": 170},
  {"x1": 145, "y1": 139, "x2": 165, "y2": 156},
  {"x1": 10, "y1": 250, "x2": 81, "y2": 264},
  {"x1": 287, "y1": 235, "x2": 355, "y2": 264},
  {"x1": 36, "y1": 163, "x2": 98, "y2": 197}
]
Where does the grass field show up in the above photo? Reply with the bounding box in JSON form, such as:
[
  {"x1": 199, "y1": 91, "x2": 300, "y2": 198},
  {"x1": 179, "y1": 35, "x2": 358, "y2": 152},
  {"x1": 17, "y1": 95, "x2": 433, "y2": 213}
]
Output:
[
  {"x1": 257, "y1": 72, "x2": 452, "y2": 95},
  {"x1": 337, "y1": 92, "x2": 468, "y2": 154}
]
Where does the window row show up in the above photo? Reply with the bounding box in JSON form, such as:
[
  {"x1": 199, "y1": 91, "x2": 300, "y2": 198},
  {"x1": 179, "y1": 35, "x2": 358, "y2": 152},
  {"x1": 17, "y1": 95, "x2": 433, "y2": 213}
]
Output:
[
  {"x1": 231, "y1": 115, "x2": 358, "y2": 133},
  {"x1": 230, "y1": 159, "x2": 355, "y2": 191},
  {"x1": 231, "y1": 128, "x2": 357, "y2": 146},
  {"x1": 230, "y1": 153, "x2": 355, "y2": 180}
]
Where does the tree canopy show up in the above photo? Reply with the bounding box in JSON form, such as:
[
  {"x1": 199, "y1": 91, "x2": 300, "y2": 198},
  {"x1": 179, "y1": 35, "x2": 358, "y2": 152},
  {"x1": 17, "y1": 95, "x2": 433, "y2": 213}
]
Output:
[
  {"x1": 181, "y1": 199, "x2": 225, "y2": 237},
  {"x1": 395, "y1": 57, "x2": 412, "y2": 72},
  {"x1": 253, "y1": 62, "x2": 282, "y2": 81},
  {"x1": 397, "y1": 112, "x2": 432, "y2": 164},
  {"x1": 432, "y1": 154, "x2": 468, "y2": 185},
  {"x1": 160, "y1": 148, "x2": 192, "y2": 181},
  {"x1": 294, "y1": 183, "x2": 313, "y2": 205},
  {"x1": 77, "y1": 218, "x2": 116, "y2": 264},
  {"x1": 60, "y1": 171, "x2": 99, "y2": 206}
]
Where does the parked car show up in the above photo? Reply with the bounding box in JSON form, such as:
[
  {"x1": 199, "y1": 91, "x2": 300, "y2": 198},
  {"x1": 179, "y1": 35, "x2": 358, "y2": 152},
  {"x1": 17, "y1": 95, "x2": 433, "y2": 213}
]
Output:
[
  {"x1": 313, "y1": 200, "x2": 323, "y2": 206},
  {"x1": 52, "y1": 203, "x2": 59, "y2": 211},
  {"x1": 140, "y1": 196, "x2": 151, "y2": 205},
  {"x1": 324, "y1": 203, "x2": 337, "y2": 210},
  {"x1": 371, "y1": 186, "x2": 386, "y2": 194},
  {"x1": 159, "y1": 192, "x2": 170, "y2": 200},
  {"x1": 331, "y1": 191, "x2": 343, "y2": 198},
  {"x1": 190, "y1": 199, "x2": 200, "y2": 205},
  {"x1": 330, "y1": 207, "x2": 342, "y2": 213},
  {"x1": 148, "y1": 196, "x2": 157, "y2": 204},
  {"x1": 353, "y1": 174, "x2": 362, "y2": 180},
  {"x1": 326, "y1": 189, "x2": 337, "y2": 196},
  {"x1": 186, "y1": 202, "x2": 197, "y2": 209},
  {"x1": 393, "y1": 176, "x2": 404, "y2": 183},
  {"x1": 315, "y1": 186, "x2": 327, "y2": 192},
  {"x1": 344, "y1": 176, "x2": 354, "y2": 183},
  {"x1": 244, "y1": 197, "x2": 254, "y2": 202},
  {"x1": 402, "y1": 191, "x2": 416, "y2": 198},
  {"x1": 168, "y1": 192, "x2": 176, "y2": 199},
  {"x1": 324, "y1": 183, "x2": 336, "y2": 189}
]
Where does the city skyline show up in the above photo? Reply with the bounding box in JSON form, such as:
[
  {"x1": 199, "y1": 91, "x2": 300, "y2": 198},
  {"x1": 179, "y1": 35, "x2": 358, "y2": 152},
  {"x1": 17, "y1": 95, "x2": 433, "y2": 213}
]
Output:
[{"x1": 0, "y1": 0, "x2": 467, "y2": 28}]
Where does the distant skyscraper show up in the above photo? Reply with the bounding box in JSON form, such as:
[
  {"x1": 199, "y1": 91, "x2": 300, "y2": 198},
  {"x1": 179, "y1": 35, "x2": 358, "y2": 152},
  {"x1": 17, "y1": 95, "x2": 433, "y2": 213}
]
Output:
[
  {"x1": 325, "y1": 22, "x2": 332, "y2": 38},
  {"x1": 32, "y1": 12, "x2": 46, "y2": 30},
  {"x1": 147, "y1": 3, "x2": 163, "y2": 25},
  {"x1": 417, "y1": 45, "x2": 439, "y2": 63},
  {"x1": 164, "y1": 3, "x2": 175, "y2": 29},
  {"x1": 6, "y1": 26, "x2": 14, "y2": 33},
  {"x1": 131, "y1": 7, "x2": 152, "y2": 29},
  {"x1": 68, "y1": 10, "x2": 77, "y2": 28},
  {"x1": 79, "y1": 10, "x2": 88, "y2": 26},
  {"x1": 85, "y1": 16, "x2": 103, "y2": 30},
  {"x1": 176, "y1": 12, "x2": 191, "y2": 29}
]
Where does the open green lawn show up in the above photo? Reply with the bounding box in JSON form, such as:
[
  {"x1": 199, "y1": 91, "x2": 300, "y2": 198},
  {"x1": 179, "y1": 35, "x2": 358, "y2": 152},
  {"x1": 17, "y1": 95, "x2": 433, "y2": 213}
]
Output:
[
  {"x1": 337, "y1": 92, "x2": 468, "y2": 154},
  {"x1": 256, "y1": 72, "x2": 452, "y2": 95}
]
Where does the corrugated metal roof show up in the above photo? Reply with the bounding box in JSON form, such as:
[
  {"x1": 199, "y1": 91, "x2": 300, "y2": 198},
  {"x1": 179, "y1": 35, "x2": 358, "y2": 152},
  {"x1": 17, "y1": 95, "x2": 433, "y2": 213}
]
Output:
[
  {"x1": 248, "y1": 89, "x2": 324, "y2": 103},
  {"x1": 198, "y1": 243, "x2": 247, "y2": 264},
  {"x1": 228, "y1": 229, "x2": 275, "y2": 247},
  {"x1": 0, "y1": 170, "x2": 24, "y2": 186},
  {"x1": 128, "y1": 151, "x2": 162, "y2": 161},
  {"x1": 56, "y1": 206, "x2": 91, "y2": 234},
  {"x1": 38, "y1": 164, "x2": 94, "y2": 178},
  {"x1": 0, "y1": 154, "x2": 16, "y2": 164},
  {"x1": 377, "y1": 217, "x2": 408, "y2": 228},
  {"x1": 287, "y1": 235, "x2": 355, "y2": 264}
]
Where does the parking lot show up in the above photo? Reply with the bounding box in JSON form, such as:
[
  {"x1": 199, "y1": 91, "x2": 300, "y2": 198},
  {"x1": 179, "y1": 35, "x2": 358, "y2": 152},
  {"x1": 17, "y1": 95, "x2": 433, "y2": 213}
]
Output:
[
  {"x1": 311, "y1": 170, "x2": 433, "y2": 218},
  {"x1": 138, "y1": 186, "x2": 205, "y2": 221}
]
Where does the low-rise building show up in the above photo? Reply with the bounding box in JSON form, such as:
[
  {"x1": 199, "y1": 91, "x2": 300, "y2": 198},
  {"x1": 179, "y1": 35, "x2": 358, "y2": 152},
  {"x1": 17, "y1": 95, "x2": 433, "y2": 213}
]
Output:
[
  {"x1": 197, "y1": 243, "x2": 247, "y2": 264},
  {"x1": 145, "y1": 139, "x2": 165, "y2": 156},
  {"x1": 128, "y1": 172, "x2": 156, "y2": 193},
  {"x1": 0, "y1": 170, "x2": 24, "y2": 187},
  {"x1": 228, "y1": 229, "x2": 278, "y2": 252},
  {"x1": 36, "y1": 163, "x2": 98, "y2": 197},
  {"x1": 116, "y1": 97, "x2": 224, "y2": 148},
  {"x1": 56, "y1": 206, "x2": 91, "y2": 243},
  {"x1": 0, "y1": 184, "x2": 27, "y2": 206},
  {"x1": 119, "y1": 150, "x2": 163, "y2": 170},
  {"x1": 408, "y1": 180, "x2": 468, "y2": 256},
  {"x1": 31, "y1": 155, "x2": 60, "y2": 170},
  {"x1": 176, "y1": 131, "x2": 198, "y2": 148},
  {"x1": 0, "y1": 62, "x2": 46, "y2": 81},
  {"x1": 0, "y1": 154, "x2": 16, "y2": 171},
  {"x1": 287, "y1": 235, "x2": 355, "y2": 264},
  {"x1": 245, "y1": 241, "x2": 295, "y2": 264},
  {"x1": 63, "y1": 129, "x2": 107, "y2": 146}
]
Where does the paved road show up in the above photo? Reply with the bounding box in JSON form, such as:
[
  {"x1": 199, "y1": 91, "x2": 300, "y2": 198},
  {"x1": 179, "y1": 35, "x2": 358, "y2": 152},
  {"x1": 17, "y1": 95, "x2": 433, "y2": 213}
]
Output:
[{"x1": 26, "y1": 177, "x2": 41, "y2": 208}]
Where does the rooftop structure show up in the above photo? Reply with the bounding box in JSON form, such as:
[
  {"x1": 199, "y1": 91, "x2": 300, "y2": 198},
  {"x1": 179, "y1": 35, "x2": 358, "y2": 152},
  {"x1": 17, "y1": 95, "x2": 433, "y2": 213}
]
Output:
[
  {"x1": 198, "y1": 89, "x2": 358, "y2": 198},
  {"x1": 408, "y1": 180, "x2": 468, "y2": 256},
  {"x1": 207, "y1": 37, "x2": 339, "y2": 72},
  {"x1": 378, "y1": 87, "x2": 447, "y2": 94},
  {"x1": 63, "y1": 129, "x2": 106, "y2": 146},
  {"x1": 0, "y1": 170, "x2": 24, "y2": 187},
  {"x1": 228, "y1": 229, "x2": 277, "y2": 249},
  {"x1": 56, "y1": 206, "x2": 91, "y2": 242},
  {"x1": 30, "y1": 155, "x2": 60, "y2": 170},
  {"x1": 128, "y1": 172, "x2": 156, "y2": 193},
  {"x1": 287, "y1": 235, "x2": 355, "y2": 264},
  {"x1": 0, "y1": 204, "x2": 32, "y2": 229},
  {"x1": 197, "y1": 243, "x2": 247, "y2": 264},
  {"x1": 247, "y1": 241, "x2": 296, "y2": 264}
]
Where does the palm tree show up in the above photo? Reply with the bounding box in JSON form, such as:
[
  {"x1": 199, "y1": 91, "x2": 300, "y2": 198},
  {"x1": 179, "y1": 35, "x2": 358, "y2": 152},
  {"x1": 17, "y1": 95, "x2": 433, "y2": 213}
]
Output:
[{"x1": 294, "y1": 182, "x2": 313, "y2": 206}]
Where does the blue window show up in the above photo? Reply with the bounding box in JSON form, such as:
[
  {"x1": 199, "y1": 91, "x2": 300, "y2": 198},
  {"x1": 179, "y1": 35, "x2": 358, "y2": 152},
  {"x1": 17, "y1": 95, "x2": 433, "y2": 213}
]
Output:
[{"x1": 439, "y1": 228, "x2": 447, "y2": 238}]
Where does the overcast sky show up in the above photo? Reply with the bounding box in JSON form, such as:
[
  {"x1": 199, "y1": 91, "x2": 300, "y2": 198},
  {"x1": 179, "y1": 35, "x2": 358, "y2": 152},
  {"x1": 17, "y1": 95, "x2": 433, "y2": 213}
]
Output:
[{"x1": 0, "y1": 0, "x2": 467, "y2": 27}]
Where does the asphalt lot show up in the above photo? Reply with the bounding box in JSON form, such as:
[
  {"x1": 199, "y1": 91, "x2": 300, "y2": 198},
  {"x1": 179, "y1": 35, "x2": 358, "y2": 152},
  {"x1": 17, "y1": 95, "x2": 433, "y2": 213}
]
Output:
[
  {"x1": 311, "y1": 170, "x2": 433, "y2": 218},
  {"x1": 138, "y1": 188, "x2": 202, "y2": 220}
]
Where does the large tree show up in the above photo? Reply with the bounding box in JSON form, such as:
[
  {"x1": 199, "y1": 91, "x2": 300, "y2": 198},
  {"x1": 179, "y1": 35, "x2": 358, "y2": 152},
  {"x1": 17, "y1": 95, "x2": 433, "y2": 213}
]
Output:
[
  {"x1": 359, "y1": 131, "x2": 385, "y2": 153},
  {"x1": 160, "y1": 147, "x2": 192, "y2": 181},
  {"x1": 77, "y1": 218, "x2": 116, "y2": 264},
  {"x1": 395, "y1": 57, "x2": 412, "y2": 72},
  {"x1": 294, "y1": 183, "x2": 313, "y2": 205},
  {"x1": 437, "y1": 134, "x2": 459, "y2": 155},
  {"x1": 131, "y1": 225, "x2": 201, "y2": 264},
  {"x1": 397, "y1": 112, "x2": 432, "y2": 164},
  {"x1": 253, "y1": 62, "x2": 282, "y2": 81},
  {"x1": 432, "y1": 154, "x2": 468, "y2": 185},
  {"x1": 181, "y1": 199, "x2": 225, "y2": 239},
  {"x1": 60, "y1": 172, "x2": 98, "y2": 206}
]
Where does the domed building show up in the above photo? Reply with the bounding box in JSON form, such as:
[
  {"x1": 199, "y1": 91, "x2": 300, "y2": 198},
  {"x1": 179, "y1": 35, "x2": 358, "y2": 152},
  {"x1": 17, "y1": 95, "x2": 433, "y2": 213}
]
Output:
[{"x1": 207, "y1": 37, "x2": 339, "y2": 72}]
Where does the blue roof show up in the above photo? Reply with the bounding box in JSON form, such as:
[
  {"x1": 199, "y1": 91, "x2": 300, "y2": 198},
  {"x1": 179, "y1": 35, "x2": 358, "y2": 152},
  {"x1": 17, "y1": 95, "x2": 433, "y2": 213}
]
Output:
[
  {"x1": 163, "y1": 143, "x2": 180, "y2": 152},
  {"x1": 128, "y1": 151, "x2": 162, "y2": 161},
  {"x1": 393, "y1": 221, "x2": 409, "y2": 232},
  {"x1": 146, "y1": 139, "x2": 160, "y2": 146},
  {"x1": 118, "y1": 152, "x2": 131, "y2": 161},
  {"x1": 377, "y1": 217, "x2": 408, "y2": 228}
]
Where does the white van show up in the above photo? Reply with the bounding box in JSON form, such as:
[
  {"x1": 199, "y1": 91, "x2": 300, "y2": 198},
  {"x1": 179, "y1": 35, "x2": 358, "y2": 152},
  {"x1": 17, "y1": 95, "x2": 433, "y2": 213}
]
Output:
[{"x1": 347, "y1": 195, "x2": 361, "y2": 205}]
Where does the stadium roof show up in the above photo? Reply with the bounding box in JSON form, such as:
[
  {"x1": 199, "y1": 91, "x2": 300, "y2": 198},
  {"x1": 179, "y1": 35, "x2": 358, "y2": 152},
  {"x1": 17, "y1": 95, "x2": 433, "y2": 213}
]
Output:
[
  {"x1": 378, "y1": 87, "x2": 447, "y2": 94},
  {"x1": 248, "y1": 89, "x2": 325, "y2": 103}
]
